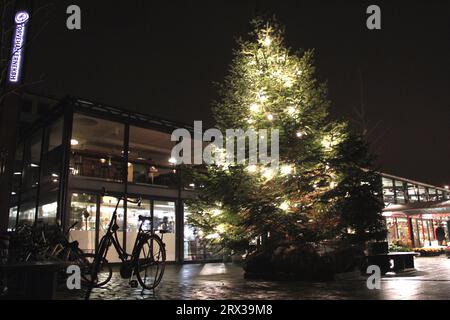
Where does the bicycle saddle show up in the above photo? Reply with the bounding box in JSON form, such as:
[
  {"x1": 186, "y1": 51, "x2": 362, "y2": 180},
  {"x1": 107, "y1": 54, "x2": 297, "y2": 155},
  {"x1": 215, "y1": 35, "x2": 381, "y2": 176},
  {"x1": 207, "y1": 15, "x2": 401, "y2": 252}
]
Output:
[{"x1": 138, "y1": 215, "x2": 151, "y2": 222}]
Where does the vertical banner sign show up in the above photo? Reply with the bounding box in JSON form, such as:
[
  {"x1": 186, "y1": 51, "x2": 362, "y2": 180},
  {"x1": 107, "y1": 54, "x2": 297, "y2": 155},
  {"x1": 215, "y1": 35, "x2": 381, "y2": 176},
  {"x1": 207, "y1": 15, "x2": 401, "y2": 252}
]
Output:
[{"x1": 8, "y1": 11, "x2": 30, "y2": 84}]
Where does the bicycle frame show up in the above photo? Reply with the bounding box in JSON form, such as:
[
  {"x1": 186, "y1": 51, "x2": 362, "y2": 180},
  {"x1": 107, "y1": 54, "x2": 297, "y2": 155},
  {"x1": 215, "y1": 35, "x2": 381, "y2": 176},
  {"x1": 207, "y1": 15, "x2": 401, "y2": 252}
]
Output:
[{"x1": 97, "y1": 196, "x2": 151, "y2": 266}]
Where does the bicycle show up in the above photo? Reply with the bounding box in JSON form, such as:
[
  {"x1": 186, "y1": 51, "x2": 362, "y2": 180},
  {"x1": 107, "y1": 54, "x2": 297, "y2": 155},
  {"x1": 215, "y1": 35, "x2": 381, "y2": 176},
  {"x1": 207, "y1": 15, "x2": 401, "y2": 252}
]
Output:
[
  {"x1": 48, "y1": 221, "x2": 113, "y2": 287},
  {"x1": 85, "y1": 189, "x2": 166, "y2": 299},
  {"x1": 10, "y1": 221, "x2": 112, "y2": 287}
]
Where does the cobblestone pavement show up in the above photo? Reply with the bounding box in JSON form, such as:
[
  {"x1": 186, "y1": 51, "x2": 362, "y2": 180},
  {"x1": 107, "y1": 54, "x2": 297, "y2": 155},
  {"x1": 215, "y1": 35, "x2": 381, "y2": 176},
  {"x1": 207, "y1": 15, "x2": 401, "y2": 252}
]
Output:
[{"x1": 57, "y1": 256, "x2": 450, "y2": 300}]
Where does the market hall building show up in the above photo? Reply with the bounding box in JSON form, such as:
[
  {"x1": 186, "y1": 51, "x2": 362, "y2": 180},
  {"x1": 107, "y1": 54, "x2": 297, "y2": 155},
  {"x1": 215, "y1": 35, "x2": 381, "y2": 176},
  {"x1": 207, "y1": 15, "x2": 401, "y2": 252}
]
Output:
[
  {"x1": 381, "y1": 173, "x2": 450, "y2": 248},
  {"x1": 6, "y1": 93, "x2": 450, "y2": 264}
]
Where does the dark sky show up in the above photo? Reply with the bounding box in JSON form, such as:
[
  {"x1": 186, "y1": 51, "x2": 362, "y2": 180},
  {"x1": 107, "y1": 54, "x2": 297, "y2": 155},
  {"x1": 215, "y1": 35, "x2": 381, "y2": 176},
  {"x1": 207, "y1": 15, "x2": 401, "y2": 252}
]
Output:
[{"x1": 24, "y1": 0, "x2": 450, "y2": 186}]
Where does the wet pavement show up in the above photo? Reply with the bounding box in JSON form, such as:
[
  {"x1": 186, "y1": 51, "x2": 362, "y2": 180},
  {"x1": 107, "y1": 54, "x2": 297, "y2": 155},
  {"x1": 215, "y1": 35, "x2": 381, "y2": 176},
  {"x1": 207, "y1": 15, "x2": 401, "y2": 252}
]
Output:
[{"x1": 58, "y1": 256, "x2": 450, "y2": 300}]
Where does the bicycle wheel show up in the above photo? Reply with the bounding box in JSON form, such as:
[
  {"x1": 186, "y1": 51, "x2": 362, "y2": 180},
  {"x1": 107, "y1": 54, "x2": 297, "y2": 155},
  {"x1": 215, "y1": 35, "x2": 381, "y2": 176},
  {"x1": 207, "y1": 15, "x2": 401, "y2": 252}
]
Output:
[
  {"x1": 86, "y1": 237, "x2": 112, "y2": 288},
  {"x1": 70, "y1": 247, "x2": 112, "y2": 287},
  {"x1": 135, "y1": 234, "x2": 166, "y2": 290}
]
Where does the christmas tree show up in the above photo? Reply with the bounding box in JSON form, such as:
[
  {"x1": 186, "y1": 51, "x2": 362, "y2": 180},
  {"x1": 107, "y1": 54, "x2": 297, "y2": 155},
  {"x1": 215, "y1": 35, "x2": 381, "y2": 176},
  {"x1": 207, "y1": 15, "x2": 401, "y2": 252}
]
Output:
[{"x1": 186, "y1": 18, "x2": 385, "y2": 258}]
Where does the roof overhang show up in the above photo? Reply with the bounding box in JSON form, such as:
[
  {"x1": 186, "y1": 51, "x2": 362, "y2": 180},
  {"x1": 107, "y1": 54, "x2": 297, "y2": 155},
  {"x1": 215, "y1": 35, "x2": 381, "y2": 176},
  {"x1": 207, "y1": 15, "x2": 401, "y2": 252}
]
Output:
[{"x1": 383, "y1": 200, "x2": 450, "y2": 217}]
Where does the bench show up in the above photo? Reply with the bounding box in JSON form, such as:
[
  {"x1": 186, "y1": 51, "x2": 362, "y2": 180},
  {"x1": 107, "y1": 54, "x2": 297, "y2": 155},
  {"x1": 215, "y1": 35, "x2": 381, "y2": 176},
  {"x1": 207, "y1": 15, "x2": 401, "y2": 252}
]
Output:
[
  {"x1": 367, "y1": 252, "x2": 419, "y2": 274},
  {"x1": 0, "y1": 261, "x2": 65, "y2": 300}
]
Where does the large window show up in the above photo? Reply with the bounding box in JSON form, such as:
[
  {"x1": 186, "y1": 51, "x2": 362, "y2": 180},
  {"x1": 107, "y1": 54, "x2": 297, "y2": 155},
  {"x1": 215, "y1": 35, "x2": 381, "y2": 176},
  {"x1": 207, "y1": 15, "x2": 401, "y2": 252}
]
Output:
[
  {"x1": 37, "y1": 117, "x2": 63, "y2": 224},
  {"x1": 396, "y1": 218, "x2": 411, "y2": 247},
  {"x1": 418, "y1": 186, "x2": 428, "y2": 202},
  {"x1": 428, "y1": 188, "x2": 438, "y2": 201},
  {"x1": 69, "y1": 193, "x2": 97, "y2": 254},
  {"x1": 18, "y1": 130, "x2": 43, "y2": 224},
  {"x1": 70, "y1": 114, "x2": 125, "y2": 182},
  {"x1": 99, "y1": 196, "x2": 124, "y2": 263},
  {"x1": 128, "y1": 126, "x2": 177, "y2": 187},
  {"x1": 9, "y1": 142, "x2": 24, "y2": 230},
  {"x1": 394, "y1": 180, "x2": 406, "y2": 204},
  {"x1": 126, "y1": 198, "x2": 151, "y2": 254},
  {"x1": 184, "y1": 207, "x2": 223, "y2": 262},
  {"x1": 382, "y1": 177, "x2": 395, "y2": 205},
  {"x1": 407, "y1": 183, "x2": 419, "y2": 203},
  {"x1": 8, "y1": 207, "x2": 18, "y2": 231},
  {"x1": 154, "y1": 201, "x2": 176, "y2": 261}
]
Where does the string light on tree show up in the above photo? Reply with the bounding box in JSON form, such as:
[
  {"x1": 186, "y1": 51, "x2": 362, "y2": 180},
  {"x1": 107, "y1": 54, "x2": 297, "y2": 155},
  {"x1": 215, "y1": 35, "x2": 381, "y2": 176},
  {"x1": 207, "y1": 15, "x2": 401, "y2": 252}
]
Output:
[
  {"x1": 263, "y1": 36, "x2": 272, "y2": 47},
  {"x1": 279, "y1": 201, "x2": 290, "y2": 212},
  {"x1": 280, "y1": 164, "x2": 293, "y2": 176},
  {"x1": 287, "y1": 106, "x2": 296, "y2": 115},
  {"x1": 249, "y1": 103, "x2": 260, "y2": 113}
]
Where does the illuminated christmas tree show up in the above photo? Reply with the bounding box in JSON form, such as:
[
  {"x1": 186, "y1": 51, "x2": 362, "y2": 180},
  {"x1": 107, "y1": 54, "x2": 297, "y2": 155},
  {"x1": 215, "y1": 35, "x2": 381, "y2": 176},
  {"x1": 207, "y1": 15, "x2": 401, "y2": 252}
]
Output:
[{"x1": 186, "y1": 18, "x2": 384, "y2": 255}]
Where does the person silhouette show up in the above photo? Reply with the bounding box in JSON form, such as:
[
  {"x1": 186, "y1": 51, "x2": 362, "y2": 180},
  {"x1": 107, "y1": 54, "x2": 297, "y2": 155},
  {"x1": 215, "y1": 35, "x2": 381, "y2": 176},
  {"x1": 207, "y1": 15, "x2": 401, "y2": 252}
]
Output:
[{"x1": 436, "y1": 224, "x2": 446, "y2": 246}]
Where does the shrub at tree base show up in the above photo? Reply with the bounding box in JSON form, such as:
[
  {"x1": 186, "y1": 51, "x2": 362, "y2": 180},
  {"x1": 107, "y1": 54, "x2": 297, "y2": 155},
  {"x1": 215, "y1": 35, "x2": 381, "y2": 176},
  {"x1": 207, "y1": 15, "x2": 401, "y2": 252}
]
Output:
[{"x1": 244, "y1": 243, "x2": 365, "y2": 281}]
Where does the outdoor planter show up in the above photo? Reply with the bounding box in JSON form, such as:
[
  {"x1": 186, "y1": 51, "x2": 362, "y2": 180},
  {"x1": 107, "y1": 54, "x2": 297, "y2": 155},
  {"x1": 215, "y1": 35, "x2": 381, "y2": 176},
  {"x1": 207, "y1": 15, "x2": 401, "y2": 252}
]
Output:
[{"x1": 413, "y1": 248, "x2": 445, "y2": 257}]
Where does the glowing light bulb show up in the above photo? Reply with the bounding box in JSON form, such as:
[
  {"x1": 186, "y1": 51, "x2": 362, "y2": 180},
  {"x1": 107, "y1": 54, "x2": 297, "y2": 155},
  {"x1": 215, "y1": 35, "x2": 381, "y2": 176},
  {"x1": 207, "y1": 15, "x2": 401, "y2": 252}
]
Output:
[
  {"x1": 169, "y1": 157, "x2": 177, "y2": 164},
  {"x1": 287, "y1": 106, "x2": 296, "y2": 115},
  {"x1": 262, "y1": 167, "x2": 275, "y2": 181},
  {"x1": 249, "y1": 103, "x2": 260, "y2": 113},
  {"x1": 263, "y1": 36, "x2": 272, "y2": 47},
  {"x1": 284, "y1": 80, "x2": 293, "y2": 88},
  {"x1": 296, "y1": 131, "x2": 305, "y2": 138},
  {"x1": 280, "y1": 164, "x2": 293, "y2": 176},
  {"x1": 216, "y1": 224, "x2": 227, "y2": 233},
  {"x1": 279, "y1": 201, "x2": 290, "y2": 211},
  {"x1": 267, "y1": 114, "x2": 274, "y2": 121}
]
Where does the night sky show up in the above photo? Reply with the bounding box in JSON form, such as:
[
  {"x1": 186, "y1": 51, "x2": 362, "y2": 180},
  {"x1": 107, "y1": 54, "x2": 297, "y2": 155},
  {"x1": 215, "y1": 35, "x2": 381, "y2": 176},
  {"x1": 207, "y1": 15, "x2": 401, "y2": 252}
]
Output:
[{"x1": 24, "y1": 0, "x2": 450, "y2": 186}]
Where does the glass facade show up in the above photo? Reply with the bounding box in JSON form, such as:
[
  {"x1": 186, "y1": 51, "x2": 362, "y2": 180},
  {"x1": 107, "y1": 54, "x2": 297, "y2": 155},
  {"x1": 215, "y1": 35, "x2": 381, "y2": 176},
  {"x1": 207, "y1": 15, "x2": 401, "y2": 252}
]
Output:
[
  {"x1": 381, "y1": 175, "x2": 449, "y2": 206},
  {"x1": 128, "y1": 126, "x2": 177, "y2": 187},
  {"x1": 70, "y1": 114, "x2": 125, "y2": 182},
  {"x1": 37, "y1": 117, "x2": 63, "y2": 224},
  {"x1": 18, "y1": 129, "x2": 42, "y2": 224}
]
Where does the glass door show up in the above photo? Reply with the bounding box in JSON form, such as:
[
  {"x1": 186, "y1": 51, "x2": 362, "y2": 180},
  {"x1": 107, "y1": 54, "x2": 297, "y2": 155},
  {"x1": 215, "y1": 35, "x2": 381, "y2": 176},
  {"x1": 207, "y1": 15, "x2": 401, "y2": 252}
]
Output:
[{"x1": 153, "y1": 200, "x2": 176, "y2": 262}]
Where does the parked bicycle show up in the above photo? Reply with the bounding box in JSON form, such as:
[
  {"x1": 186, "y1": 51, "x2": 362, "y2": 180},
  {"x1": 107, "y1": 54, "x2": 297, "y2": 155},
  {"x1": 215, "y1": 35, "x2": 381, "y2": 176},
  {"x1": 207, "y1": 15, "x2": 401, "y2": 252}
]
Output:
[
  {"x1": 8, "y1": 221, "x2": 112, "y2": 288},
  {"x1": 86, "y1": 189, "x2": 166, "y2": 299},
  {"x1": 49, "y1": 221, "x2": 112, "y2": 287}
]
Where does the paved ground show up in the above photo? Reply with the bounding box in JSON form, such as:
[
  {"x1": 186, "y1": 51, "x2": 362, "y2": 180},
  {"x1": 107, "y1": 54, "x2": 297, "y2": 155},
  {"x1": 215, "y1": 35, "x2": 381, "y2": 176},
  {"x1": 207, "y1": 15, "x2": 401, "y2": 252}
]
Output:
[{"x1": 58, "y1": 256, "x2": 450, "y2": 300}]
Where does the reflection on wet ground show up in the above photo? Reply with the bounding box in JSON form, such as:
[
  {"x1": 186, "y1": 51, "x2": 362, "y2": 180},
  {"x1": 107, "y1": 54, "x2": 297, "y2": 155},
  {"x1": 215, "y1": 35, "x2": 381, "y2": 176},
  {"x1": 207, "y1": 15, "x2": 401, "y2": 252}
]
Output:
[{"x1": 58, "y1": 256, "x2": 450, "y2": 300}]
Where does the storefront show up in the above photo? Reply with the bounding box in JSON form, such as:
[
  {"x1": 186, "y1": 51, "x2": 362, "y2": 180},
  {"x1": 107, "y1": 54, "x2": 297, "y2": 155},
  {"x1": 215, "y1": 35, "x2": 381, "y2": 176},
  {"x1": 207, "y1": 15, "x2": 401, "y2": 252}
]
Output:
[
  {"x1": 382, "y1": 173, "x2": 450, "y2": 248},
  {"x1": 8, "y1": 96, "x2": 222, "y2": 263}
]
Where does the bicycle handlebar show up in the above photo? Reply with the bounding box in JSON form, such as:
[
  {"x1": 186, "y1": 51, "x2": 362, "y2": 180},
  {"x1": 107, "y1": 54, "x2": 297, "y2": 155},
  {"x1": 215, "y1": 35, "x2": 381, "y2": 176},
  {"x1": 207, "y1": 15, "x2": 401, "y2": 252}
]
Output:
[{"x1": 101, "y1": 187, "x2": 141, "y2": 206}]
